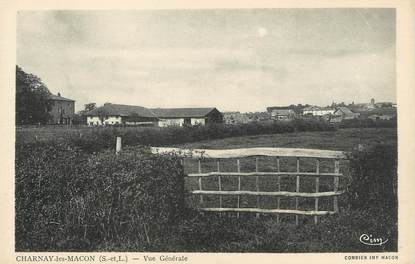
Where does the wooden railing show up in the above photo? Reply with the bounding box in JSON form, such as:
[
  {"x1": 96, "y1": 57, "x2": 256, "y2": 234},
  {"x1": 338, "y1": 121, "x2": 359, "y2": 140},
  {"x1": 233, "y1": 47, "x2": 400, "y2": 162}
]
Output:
[{"x1": 151, "y1": 147, "x2": 350, "y2": 224}]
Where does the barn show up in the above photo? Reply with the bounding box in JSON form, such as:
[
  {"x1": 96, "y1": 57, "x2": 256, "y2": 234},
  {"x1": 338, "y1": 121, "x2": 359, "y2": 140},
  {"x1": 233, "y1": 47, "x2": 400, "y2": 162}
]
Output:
[
  {"x1": 84, "y1": 103, "x2": 158, "y2": 126},
  {"x1": 151, "y1": 107, "x2": 223, "y2": 127}
]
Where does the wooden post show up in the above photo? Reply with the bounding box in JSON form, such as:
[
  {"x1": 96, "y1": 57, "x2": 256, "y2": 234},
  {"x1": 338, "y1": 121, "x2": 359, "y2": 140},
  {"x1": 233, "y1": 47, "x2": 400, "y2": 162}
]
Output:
[
  {"x1": 116, "y1": 136, "x2": 122, "y2": 154},
  {"x1": 237, "y1": 159, "x2": 241, "y2": 218},
  {"x1": 217, "y1": 160, "x2": 222, "y2": 216},
  {"x1": 334, "y1": 159, "x2": 340, "y2": 213},
  {"x1": 295, "y1": 157, "x2": 300, "y2": 225},
  {"x1": 276, "y1": 157, "x2": 280, "y2": 224},
  {"x1": 314, "y1": 159, "x2": 320, "y2": 224},
  {"x1": 198, "y1": 160, "x2": 203, "y2": 204},
  {"x1": 255, "y1": 157, "x2": 260, "y2": 218}
]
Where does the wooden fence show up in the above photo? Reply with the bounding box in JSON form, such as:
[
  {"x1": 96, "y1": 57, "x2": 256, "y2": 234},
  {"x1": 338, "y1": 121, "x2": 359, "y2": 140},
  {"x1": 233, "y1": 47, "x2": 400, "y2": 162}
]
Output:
[{"x1": 151, "y1": 146, "x2": 350, "y2": 225}]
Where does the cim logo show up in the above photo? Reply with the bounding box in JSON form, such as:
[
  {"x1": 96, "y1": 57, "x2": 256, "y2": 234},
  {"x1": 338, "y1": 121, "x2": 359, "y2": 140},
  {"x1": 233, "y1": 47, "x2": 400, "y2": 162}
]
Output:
[{"x1": 359, "y1": 234, "x2": 388, "y2": 246}]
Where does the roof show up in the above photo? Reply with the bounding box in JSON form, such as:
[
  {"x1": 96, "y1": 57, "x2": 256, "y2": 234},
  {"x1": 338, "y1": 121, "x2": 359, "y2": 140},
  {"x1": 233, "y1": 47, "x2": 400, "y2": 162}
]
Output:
[
  {"x1": 150, "y1": 108, "x2": 218, "y2": 118},
  {"x1": 303, "y1": 106, "x2": 334, "y2": 111},
  {"x1": 48, "y1": 94, "x2": 75, "y2": 102},
  {"x1": 84, "y1": 104, "x2": 156, "y2": 118},
  {"x1": 336, "y1": 107, "x2": 354, "y2": 114}
]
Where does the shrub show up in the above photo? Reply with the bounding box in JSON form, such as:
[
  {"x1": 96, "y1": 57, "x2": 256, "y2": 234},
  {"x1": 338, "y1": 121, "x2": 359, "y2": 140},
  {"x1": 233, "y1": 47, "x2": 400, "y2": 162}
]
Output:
[
  {"x1": 346, "y1": 144, "x2": 397, "y2": 210},
  {"x1": 338, "y1": 118, "x2": 397, "y2": 129},
  {"x1": 15, "y1": 142, "x2": 186, "y2": 251}
]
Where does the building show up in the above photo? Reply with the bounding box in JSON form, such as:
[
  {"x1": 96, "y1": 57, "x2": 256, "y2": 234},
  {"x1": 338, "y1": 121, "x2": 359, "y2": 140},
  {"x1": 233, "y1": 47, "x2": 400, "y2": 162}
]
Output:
[
  {"x1": 364, "y1": 108, "x2": 397, "y2": 121},
  {"x1": 84, "y1": 103, "x2": 158, "y2": 126},
  {"x1": 223, "y1": 112, "x2": 250, "y2": 125},
  {"x1": 302, "y1": 106, "x2": 335, "y2": 116},
  {"x1": 368, "y1": 114, "x2": 395, "y2": 121},
  {"x1": 151, "y1": 107, "x2": 223, "y2": 127},
  {"x1": 84, "y1": 104, "x2": 223, "y2": 127},
  {"x1": 266, "y1": 107, "x2": 296, "y2": 121},
  {"x1": 47, "y1": 93, "x2": 75, "y2": 125},
  {"x1": 330, "y1": 107, "x2": 360, "y2": 123}
]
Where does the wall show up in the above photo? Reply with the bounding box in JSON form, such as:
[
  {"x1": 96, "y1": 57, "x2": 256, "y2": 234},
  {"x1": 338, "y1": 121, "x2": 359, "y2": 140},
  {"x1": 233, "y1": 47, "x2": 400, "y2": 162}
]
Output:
[
  {"x1": 205, "y1": 109, "x2": 224, "y2": 124},
  {"x1": 87, "y1": 116, "x2": 102, "y2": 126},
  {"x1": 191, "y1": 118, "x2": 205, "y2": 126},
  {"x1": 48, "y1": 100, "x2": 75, "y2": 124},
  {"x1": 158, "y1": 118, "x2": 185, "y2": 127},
  {"x1": 304, "y1": 109, "x2": 335, "y2": 116},
  {"x1": 87, "y1": 116, "x2": 122, "y2": 126},
  {"x1": 125, "y1": 121, "x2": 157, "y2": 126},
  {"x1": 103, "y1": 116, "x2": 122, "y2": 125}
]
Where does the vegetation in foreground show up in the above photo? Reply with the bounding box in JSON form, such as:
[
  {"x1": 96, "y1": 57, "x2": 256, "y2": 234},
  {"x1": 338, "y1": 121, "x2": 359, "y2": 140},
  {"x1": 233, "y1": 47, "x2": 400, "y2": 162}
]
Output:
[{"x1": 16, "y1": 130, "x2": 397, "y2": 252}]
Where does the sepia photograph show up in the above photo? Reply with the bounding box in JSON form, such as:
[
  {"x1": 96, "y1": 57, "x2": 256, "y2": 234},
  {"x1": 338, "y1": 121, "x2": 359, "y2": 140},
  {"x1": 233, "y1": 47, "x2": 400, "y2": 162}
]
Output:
[{"x1": 14, "y1": 7, "x2": 400, "y2": 255}]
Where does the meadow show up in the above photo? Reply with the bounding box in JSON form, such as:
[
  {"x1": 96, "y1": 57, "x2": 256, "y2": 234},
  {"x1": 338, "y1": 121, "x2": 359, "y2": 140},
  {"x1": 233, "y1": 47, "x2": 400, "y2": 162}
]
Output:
[{"x1": 176, "y1": 127, "x2": 397, "y2": 151}]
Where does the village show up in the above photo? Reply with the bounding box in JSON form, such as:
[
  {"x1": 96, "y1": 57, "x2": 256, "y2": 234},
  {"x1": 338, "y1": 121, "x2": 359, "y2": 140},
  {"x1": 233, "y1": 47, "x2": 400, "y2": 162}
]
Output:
[{"x1": 46, "y1": 92, "x2": 397, "y2": 127}]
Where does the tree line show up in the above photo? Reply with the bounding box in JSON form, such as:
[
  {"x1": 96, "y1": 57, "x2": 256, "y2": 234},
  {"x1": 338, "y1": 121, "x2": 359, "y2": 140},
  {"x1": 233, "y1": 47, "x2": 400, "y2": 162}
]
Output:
[{"x1": 16, "y1": 65, "x2": 52, "y2": 125}]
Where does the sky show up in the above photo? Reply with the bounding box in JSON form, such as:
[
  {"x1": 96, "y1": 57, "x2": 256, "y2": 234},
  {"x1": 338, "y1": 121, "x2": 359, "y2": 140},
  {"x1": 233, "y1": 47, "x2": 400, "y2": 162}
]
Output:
[{"x1": 17, "y1": 9, "x2": 396, "y2": 112}]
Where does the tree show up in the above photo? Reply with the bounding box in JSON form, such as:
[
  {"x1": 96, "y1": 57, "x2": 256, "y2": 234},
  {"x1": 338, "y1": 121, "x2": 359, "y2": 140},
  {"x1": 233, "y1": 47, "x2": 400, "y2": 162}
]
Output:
[
  {"x1": 84, "y1": 103, "x2": 96, "y2": 112},
  {"x1": 16, "y1": 66, "x2": 52, "y2": 125},
  {"x1": 72, "y1": 103, "x2": 97, "y2": 125}
]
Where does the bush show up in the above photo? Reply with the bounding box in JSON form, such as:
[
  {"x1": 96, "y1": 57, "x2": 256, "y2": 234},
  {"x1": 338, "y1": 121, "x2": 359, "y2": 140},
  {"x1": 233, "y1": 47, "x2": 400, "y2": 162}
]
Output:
[
  {"x1": 15, "y1": 142, "x2": 186, "y2": 251},
  {"x1": 347, "y1": 144, "x2": 397, "y2": 210},
  {"x1": 338, "y1": 118, "x2": 397, "y2": 129}
]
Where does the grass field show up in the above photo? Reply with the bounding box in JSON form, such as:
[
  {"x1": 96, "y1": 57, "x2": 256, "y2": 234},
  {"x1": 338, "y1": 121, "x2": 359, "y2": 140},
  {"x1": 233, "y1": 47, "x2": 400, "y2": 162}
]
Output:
[{"x1": 175, "y1": 127, "x2": 397, "y2": 151}]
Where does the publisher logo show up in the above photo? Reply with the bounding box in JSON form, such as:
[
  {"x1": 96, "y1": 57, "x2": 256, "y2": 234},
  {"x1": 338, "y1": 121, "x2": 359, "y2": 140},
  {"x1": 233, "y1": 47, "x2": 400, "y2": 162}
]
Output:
[{"x1": 359, "y1": 234, "x2": 388, "y2": 246}]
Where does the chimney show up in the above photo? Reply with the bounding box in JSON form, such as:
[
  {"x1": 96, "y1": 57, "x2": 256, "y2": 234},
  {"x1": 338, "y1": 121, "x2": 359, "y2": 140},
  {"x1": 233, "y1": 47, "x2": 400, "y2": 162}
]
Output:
[{"x1": 57, "y1": 92, "x2": 61, "y2": 97}]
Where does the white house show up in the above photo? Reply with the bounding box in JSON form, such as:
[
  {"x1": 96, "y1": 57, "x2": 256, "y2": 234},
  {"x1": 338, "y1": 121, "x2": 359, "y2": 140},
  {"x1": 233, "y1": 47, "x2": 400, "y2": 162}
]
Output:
[{"x1": 303, "y1": 106, "x2": 335, "y2": 116}]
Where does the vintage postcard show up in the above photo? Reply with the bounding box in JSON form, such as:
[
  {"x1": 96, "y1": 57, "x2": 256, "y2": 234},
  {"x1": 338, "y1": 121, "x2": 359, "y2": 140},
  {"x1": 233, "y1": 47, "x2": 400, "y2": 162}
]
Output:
[{"x1": 0, "y1": 0, "x2": 414, "y2": 263}]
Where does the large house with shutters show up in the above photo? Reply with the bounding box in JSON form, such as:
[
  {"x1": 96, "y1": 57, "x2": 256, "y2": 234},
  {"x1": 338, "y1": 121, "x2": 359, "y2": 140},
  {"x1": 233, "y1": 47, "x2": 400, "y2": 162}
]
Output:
[
  {"x1": 47, "y1": 93, "x2": 75, "y2": 125},
  {"x1": 84, "y1": 103, "x2": 223, "y2": 127}
]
